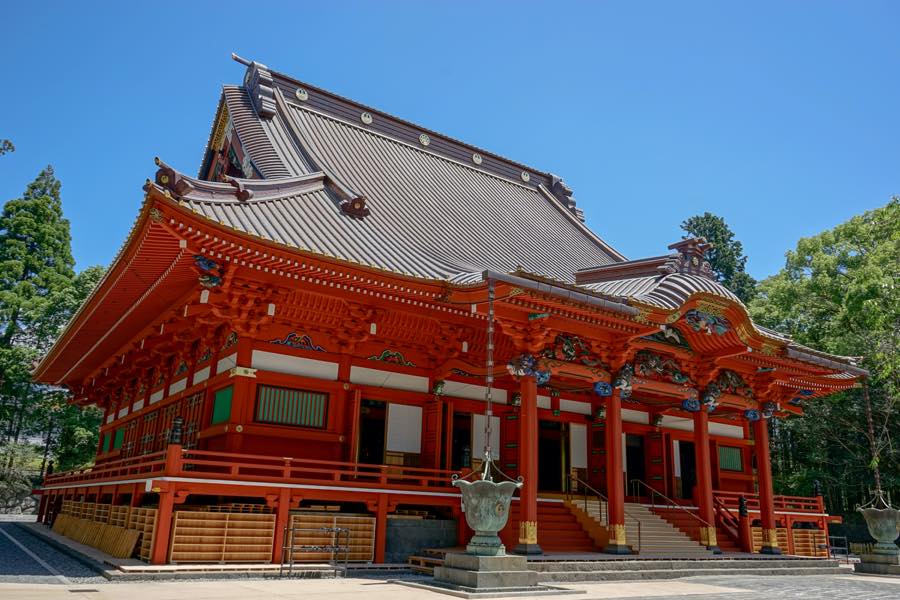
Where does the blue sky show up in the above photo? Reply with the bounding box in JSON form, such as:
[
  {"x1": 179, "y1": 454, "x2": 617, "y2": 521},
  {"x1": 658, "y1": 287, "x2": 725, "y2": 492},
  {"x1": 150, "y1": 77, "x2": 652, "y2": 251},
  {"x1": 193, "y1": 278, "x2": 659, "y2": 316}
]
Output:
[{"x1": 2, "y1": 1, "x2": 897, "y2": 279}]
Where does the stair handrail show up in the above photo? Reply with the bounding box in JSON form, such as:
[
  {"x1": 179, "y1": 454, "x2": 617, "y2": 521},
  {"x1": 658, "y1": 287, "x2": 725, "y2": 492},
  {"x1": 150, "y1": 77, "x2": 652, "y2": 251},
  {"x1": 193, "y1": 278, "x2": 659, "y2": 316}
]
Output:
[
  {"x1": 628, "y1": 478, "x2": 714, "y2": 531},
  {"x1": 712, "y1": 494, "x2": 740, "y2": 543},
  {"x1": 568, "y1": 474, "x2": 641, "y2": 554}
]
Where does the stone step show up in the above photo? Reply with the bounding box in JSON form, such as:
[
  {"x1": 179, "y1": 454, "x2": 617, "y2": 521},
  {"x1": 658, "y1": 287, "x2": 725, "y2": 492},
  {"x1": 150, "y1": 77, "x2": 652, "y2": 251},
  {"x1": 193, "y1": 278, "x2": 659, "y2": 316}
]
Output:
[
  {"x1": 535, "y1": 566, "x2": 847, "y2": 582},
  {"x1": 528, "y1": 558, "x2": 841, "y2": 571}
]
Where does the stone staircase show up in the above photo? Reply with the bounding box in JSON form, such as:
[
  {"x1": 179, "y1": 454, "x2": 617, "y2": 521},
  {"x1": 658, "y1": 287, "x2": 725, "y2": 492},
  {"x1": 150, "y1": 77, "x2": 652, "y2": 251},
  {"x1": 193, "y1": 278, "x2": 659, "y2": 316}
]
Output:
[
  {"x1": 530, "y1": 557, "x2": 846, "y2": 582},
  {"x1": 568, "y1": 498, "x2": 714, "y2": 556}
]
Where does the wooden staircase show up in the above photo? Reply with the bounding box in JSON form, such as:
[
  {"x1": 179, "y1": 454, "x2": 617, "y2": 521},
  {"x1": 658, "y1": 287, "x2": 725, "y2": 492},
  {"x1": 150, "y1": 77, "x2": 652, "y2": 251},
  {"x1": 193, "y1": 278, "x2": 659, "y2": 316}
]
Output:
[
  {"x1": 501, "y1": 501, "x2": 597, "y2": 552},
  {"x1": 569, "y1": 498, "x2": 713, "y2": 556},
  {"x1": 652, "y1": 507, "x2": 741, "y2": 553}
]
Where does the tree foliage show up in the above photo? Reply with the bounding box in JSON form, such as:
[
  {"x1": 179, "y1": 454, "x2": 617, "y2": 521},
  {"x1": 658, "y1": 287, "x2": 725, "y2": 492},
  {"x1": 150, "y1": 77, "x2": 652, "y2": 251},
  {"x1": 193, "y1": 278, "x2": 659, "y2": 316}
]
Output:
[
  {"x1": 750, "y1": 198, "x2": 900, "y2": 517},
  {"x1": 0, "y1": 140, "x2": 13, "y2": 156},
  {"x1": 681, "y1": 212, "x2": 757, "y2": 303},
  {"x1": 0, "y1": 167, "x2": 104, "y2": 512}
]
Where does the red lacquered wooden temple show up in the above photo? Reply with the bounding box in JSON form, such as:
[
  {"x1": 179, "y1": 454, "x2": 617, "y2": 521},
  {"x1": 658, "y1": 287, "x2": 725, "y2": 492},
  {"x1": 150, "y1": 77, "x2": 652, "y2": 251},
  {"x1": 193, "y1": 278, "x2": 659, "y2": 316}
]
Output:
[{"x1": 33, "y1": 55, "x2": 866, "y2": 565}]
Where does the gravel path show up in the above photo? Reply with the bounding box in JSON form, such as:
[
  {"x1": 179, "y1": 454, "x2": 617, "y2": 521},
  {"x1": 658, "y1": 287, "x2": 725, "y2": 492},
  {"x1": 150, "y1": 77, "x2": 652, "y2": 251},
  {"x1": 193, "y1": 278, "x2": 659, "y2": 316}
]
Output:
[{"x1": 0, "y1": 522, "x2": 106, "y2": 585}]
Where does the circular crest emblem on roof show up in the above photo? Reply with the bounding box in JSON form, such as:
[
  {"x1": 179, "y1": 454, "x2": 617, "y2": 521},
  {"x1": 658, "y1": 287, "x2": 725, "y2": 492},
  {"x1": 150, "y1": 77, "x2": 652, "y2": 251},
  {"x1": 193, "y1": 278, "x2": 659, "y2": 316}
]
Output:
[
  {"x1": 295, "y1": 88, "x2": 309, "y2": 101},
  {"x1": 360, "y1": 112, "x2": 373, "y2": 125},
  {"x1": 521, "y1": 171, "x2": 531, "y2": 182},
  {"x1": 472, "y1": 153, "x2": 483, "y2": 165},
  {"x1": 419, "y1": 133, "x2": 431, "y2": 146}
]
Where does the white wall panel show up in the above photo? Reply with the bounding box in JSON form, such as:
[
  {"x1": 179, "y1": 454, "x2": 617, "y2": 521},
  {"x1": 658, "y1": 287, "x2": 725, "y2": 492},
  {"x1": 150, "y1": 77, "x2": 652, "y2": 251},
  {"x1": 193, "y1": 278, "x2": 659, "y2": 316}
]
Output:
[
  {"x1": 385, "y1": 403, "x2": 422, "y2": 453},
  {"x1": 350, "y1": 366, "x2": 428, "y2": 392},
  {"x1": 252, "y1": 350, "x2": 339, "y2": 380},
  {"x1": 443, "y1": 381, "x2": 507, "y2": 404}
]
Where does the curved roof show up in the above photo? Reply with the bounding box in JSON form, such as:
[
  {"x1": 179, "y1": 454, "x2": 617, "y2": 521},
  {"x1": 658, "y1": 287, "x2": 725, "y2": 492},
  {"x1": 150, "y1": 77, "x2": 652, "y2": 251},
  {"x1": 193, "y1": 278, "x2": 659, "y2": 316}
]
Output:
[
  {"x1": 582, "y1": 272, "x2": 741, "y2": 310},
  {"x1": 197, "y1": 59, "x2": 625, "y2": 283}
]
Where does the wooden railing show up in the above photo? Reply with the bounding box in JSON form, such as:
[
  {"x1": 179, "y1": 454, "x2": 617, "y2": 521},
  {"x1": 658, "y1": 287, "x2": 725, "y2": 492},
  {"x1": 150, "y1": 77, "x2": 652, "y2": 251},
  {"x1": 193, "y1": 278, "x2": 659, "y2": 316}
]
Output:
[
  {"x1": 42, "y1": 447, "x2": 459, "y2": 491},
  {"x1": 43, "y1": 451, "x2": 167, "y2": 486},
  {"x1": 713, "y1": 490, "x2": 825, "y2": 514},
  {"x1": 712, "y1": 495, "x2": 740, "y2": 544}
]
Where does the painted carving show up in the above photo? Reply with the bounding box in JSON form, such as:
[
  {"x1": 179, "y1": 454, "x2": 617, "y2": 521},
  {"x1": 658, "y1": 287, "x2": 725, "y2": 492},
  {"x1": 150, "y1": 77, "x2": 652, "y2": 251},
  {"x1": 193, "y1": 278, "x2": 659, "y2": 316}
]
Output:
[
  {"x1": 634, "y1": 350, "x2": 692, "y2": 385},
  {"x1": 368, "y1": 349, "x2": 415, "y2": 367},
  {"x1": 269, "y1": 332, "x2": 325, "y2": 352},
  {"x1": 506, "y1": 354, "x2": 550, "y2": 385},
  {"x1": 432, "y1": 380, "x2": 446, "y2": 396},
  {"x1": 744, "y1": 409, "x2": 761, "y2": 421},
  {"x1": 762, "y1": 401, "x2": 778, "y2": 419},
  {"x1": 174, "y1": 360, "x2": 188, "y2": 376},
  {"x1": 684, "y1": 309, "x2": 730, "y2": 336},
  {"x1": 197, "y1": 347, "x2": 212, "y2": 363},
  {"x1": 682, "y1": 398, "x2": 701, "y2": 412},
  {"x1": 542, "y1": 334, "x2": 604, "y2": 367},
  {"x1": 614, "y1": 364, "x2": 634, "y2": 400},
  {"x1": 221, "y1": 331, "x2": 238, "y2": 351},
  {"x1": 643, "y1": 325, "x2": 691, "y2": 349},
  {"x1": 593, "y1": 381, "x2": 612, "y2": 397},
  {"x1": 715, "y1": 370, "x2": 754, "y2": 398},
  {"x1": 193, "y1": 255, "x2": 223, "y2": 289}
]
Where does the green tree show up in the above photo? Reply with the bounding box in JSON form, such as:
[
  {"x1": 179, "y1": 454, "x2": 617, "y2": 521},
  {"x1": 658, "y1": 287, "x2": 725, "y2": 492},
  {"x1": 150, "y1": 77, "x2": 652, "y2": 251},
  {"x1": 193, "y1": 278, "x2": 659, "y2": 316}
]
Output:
[
  {"x1": 681, "y1": 212, "x2": 757, "y2": 303},
  {"x1": 0, "y1": 140, "x2": 13, "y2": 156},
  {"x1": 0, "y1": 167, "x2": 105, "y2": 510},
  {"x1": 750, "y1": 198, "x2": 900, "y2": 518}
]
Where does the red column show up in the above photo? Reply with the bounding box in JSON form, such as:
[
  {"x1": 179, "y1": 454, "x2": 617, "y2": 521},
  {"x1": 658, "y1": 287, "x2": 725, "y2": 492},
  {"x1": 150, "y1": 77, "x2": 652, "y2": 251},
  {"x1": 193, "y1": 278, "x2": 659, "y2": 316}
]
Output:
[
  {"x1": 514, "y1": 375, "x2": 542, "y2": 554},
  {"x1": 150, "y1": 490, "x2": 174, "y2": 564},
  {"x1": 604, "y1": 387, "x2": 629, "y2": 553},
  {"x1": 693, "y1": 407, "x2": 720, "y2": 552},
  {"x1": 753, "y1": 418, "x2": 781, "y2": 554},
  {"x1": 272, "y1": 488, "x2": 290, "y2": 564},
  {"x1": 373, "y1": 495, "x2": 389, "y2": 563}
]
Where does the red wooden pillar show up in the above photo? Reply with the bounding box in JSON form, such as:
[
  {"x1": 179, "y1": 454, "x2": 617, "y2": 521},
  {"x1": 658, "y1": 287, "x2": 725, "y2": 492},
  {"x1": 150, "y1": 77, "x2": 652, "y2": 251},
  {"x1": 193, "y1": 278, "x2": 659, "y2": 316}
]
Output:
[
  {"x1": 37, "y1": 494, "x2": 49, "y2": 524},
  {"x1": 271, "y1": 488, "x2": 290, "y2": 564},
  {"x1": 603, "y1": 387, "x2": 629, "y2": 553},
  {"x1": 753, "y1": 418, "x2": 781, "y2": 554},
  {"x1": 151, "y1": 490, "x2": 175, "y2": 564},
  {"x1": 514, "y1": 375, "x2": 542, "y2": 554},
  {"x1": 737, "y1": 496, "x2": 753, "y2": 552},
  {"x1": 373, "y1": 495, "x2": 389, "y2": 563},
  {"x1": 693, "y1": 407, "x2": 720, "y2": 552}
]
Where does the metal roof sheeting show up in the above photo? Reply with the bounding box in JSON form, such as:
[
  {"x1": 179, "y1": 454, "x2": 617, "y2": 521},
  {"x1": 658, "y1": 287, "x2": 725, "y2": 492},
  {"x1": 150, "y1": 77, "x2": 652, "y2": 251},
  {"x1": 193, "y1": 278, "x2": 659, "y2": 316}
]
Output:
[
  {"x1": 217, "y1": 92, "x2": 621, "y2": 282},
  {"x1": 582, "y1": 272, "x2": 741, "y2": 309}
]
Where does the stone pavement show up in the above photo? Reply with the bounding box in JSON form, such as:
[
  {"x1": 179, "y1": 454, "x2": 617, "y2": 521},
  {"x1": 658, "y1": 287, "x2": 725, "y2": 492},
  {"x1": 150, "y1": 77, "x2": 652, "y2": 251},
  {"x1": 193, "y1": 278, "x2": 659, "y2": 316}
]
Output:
[{"x1": 1, "y1": 575, "x2": 900, "y2": 600}]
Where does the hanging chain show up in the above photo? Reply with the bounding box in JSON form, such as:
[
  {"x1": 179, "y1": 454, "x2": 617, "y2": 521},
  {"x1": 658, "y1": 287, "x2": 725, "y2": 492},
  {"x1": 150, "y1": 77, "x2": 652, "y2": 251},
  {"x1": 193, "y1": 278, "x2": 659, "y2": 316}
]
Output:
[{"x1": 482, "y1": 279, "x2": 495, "y2": 476}]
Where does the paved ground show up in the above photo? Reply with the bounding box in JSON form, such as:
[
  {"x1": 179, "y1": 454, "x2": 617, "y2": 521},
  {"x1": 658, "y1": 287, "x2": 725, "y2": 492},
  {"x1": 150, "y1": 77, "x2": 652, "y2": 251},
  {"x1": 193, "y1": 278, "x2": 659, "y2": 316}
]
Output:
[{"x1": 2, "y1": 520, "x2": 900, "y2": 598}]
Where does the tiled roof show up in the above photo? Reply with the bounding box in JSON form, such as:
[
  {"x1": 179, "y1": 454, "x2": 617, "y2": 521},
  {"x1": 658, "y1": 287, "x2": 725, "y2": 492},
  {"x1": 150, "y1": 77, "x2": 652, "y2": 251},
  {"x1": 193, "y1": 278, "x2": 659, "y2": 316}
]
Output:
[
  {"x1": 199, "y1": 61, "x2": 624, "y2": 282},
  {"x1": 582, "y1": 272, "x2": 741, "y2": 310}
]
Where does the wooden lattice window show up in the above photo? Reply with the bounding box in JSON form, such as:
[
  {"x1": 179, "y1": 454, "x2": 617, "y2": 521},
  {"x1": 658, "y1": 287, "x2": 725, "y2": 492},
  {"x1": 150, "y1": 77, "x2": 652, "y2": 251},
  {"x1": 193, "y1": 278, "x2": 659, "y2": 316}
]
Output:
[
  {"x1": 255, "y1": 385, "x2": 328, "y2": 429},
  {"x1": 719, "y1": 446, "x2": 743, "y2": 472}
]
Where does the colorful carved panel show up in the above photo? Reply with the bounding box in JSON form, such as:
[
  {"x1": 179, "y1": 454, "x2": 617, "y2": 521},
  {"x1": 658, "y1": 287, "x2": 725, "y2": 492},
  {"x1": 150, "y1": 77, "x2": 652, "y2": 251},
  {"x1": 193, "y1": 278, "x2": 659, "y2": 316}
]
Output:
[
  {"x1": 634, "y1": 350, "x2": 692, "y2": 385},
  {"x1": 268, "y1": 332, "x2": 325, "y2": 352},
  {"x1": 368, "y1": 349, "x2": 415, "y2": 367},
  {"x1": 542, "y1": 334, "x2": 604, "y2": 368},
  {"x1": 684, "y1": 309, "x2": 730, "y2": 336}
]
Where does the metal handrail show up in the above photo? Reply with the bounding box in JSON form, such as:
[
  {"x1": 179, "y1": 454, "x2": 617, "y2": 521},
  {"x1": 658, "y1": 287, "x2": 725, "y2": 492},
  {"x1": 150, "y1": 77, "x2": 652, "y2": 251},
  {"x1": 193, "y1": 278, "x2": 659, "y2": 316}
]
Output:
[
  {"x1": 628, "y1": 478, "x2": 713, "y2": 530},
  {"x1": 567, "y1": 475, "x2": 641, "y2": 553}
]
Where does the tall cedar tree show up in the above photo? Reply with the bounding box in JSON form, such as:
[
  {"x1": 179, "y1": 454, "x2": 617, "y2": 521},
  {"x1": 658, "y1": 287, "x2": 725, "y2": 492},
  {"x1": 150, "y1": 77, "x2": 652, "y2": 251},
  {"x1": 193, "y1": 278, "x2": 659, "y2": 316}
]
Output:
[
  {"x1": 0, "y1": 168, "x2": 103, "y2": 503},
  {"x1": 750, "y1": 198, "x2": 899, "y2": 524},
  {"x1": 681, "y1": 212, "x2": 757, "y2": 303}
]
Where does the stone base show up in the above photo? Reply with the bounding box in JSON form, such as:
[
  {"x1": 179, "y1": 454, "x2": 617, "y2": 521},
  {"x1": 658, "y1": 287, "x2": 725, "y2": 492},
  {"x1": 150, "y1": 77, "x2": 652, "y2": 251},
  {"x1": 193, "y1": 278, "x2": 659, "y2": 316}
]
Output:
[
  {"x1": 394, "y1": 579, "x2": 584, "y2": 598},
  {"x1": 759, "y1": 545, "x2": 782, "y2": 555},
  {"x1": 513, "y1": 543, "x2": 543, "y2": 555},
  {"x1": 424, "y1": 552, "x2": 586, "y2": 597},
  {"x1": 857, "y1": 555, "x2": 900, "y2": 576},
  {"x1": 434, "y1": 553, "x2": 538, "y2": 589},
  {"x1": 602, "y1": 543, "x2": 632, "y2": 555}
]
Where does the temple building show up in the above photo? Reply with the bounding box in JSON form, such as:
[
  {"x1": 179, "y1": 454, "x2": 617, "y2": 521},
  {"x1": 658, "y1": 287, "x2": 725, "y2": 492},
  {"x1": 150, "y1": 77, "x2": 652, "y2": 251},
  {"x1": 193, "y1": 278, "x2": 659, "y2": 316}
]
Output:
[{"x1": 34, "y1": 55, "x2": 866, "y2": 565}]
